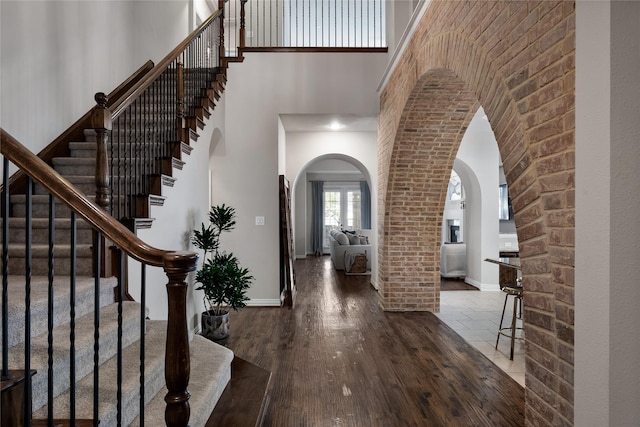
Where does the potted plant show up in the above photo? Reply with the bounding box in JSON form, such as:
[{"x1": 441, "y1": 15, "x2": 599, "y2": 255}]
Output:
[{"x1": 192, "y1": 204, "x2": 253, "y2": 341}]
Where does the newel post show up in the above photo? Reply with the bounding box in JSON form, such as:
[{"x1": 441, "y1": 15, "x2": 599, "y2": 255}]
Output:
[
  {"x1": 163, "y1": 251, "x2": 198, "y2": 427},
  {"x1": 91, "y1": 92, "x2": 112, "y2": 211}
]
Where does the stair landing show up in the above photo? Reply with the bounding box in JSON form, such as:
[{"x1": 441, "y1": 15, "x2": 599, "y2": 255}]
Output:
[{"x1": 207, "y1": 356, "x2": 271, "y2": 427}]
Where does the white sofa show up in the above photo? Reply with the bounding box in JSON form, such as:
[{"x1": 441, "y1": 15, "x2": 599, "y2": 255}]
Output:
[
  {"x1": 328, "y1": 230, "x2": 372, "y2": 271},
  {"x1": 440, "y1": 242, "x2": 466, "y2": 278}
]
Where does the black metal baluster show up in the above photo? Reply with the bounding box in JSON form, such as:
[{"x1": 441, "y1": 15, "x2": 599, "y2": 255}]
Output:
[
  {"x1": 134, "y1": 98, "x2": 140, "y2": 201},
  {"x1": 24, "y1": 176, "x2": 33, "y2": 427},
  {"x1": 127, "y1": 107, "x2": 134, "y2": 218},
  {"x1": 109, "y1": 127, "x2": 115, "y2": 218},
  {"x1": 140, "y1": 90, "x2": 146, "y2": 196},
  {"x1": 93, "y1": 231, "x2": 101, "y2": 427},
  {"x1": 69, "y1": 211, "x2": 77, "y2": 426},
  {"x1": 116, "y1": 250, "x2": 124, "y2": 427},
  {"x1": 139, "y1": 263, "x2": 146, "y2": 426},
  {"x1": 47, "y1": 194, "x2": 55, "y2": 427},
  {"x1": 2, "y1": 156, "x2": 9, "y2": 381}
]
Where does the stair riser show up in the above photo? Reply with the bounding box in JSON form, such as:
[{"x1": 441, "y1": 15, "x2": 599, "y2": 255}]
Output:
[
  {"x1": 53, "y1": 164, "x2": 96, "y2": 176},
  {"x1": 6, "y1": 226, "x2": 94, "y2": 245},
  {"x1": 69, "y1": 148, "x2": 97, "y2": 158},
  {"x1": 12, "y1": 201, "x2": 85, "y2": 218},
  {"x1": 35, "y1": 182, "x2": 95, "y2": 196},
  {"x1": 1, "y1": 255, "x2": 94, "y2": 276}
]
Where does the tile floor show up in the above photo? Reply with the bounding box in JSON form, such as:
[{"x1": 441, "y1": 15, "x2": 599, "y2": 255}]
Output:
[{"x1": 435, "y1": 290, "x2": 525, "y2": 387}]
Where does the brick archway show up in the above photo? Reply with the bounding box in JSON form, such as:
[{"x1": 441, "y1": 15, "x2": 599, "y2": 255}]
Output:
[
  {"x1": 380, "y1": 68, "x2": 479, "y2": 312},
  {"x1": 377, "y1": 2, "x2": 575, "y2": 425}
]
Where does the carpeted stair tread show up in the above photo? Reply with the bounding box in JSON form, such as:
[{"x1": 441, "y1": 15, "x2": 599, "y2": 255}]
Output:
[
  {"x1": 0, "y1": 275, "x2": 116, "y2": 348},
  {"x1": 129, "y1": 335, "x2": 233, "y2": 427},
  {"x1": 6, "y1": 301, "x2": 142, "y2": 413},
  {"x1": 31, "y1": 320, "x2": 169, "y2": 426}
]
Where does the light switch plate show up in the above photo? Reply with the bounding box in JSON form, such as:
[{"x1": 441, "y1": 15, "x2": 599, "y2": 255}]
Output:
[{"x1": 255, "y1": 216, "x2": 265, "y2": 226}]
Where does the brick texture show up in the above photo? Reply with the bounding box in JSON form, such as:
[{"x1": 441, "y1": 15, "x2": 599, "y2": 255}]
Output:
[{"x1": 377, "y1": 1, "x2": 575, "y2": 425}]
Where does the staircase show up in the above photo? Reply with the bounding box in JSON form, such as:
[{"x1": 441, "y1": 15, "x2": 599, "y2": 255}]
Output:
[{"x1": 1, "y1": 6, "x2": 270, "y2": 427}]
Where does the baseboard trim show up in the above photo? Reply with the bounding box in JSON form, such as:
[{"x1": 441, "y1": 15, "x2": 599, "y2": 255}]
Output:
[
  {"x1": 464, "y1": 277, "x2": 500, "y2": 291},
  {"x1": 246, "y1": 299, "x2": 281, "y2": 307}
]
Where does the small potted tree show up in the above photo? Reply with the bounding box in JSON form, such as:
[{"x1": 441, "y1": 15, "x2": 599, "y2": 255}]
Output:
[{"x1": 192, "y1": 204, "x2": 253, "y2": 341}]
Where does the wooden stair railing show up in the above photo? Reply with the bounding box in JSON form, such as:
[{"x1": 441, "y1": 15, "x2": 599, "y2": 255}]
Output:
[
  {"x1": 4, "y1": 60, "x2": 154, "y2": 199},
  {"x1": 5, "y1": 6, "x2": 245, "y2": 227},
  {"x1": 1, "y1": 128, "x2": 198, "y2": 426}
]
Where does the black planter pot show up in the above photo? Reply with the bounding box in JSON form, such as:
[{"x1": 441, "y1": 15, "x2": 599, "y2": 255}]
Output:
[{"x1": 201, "y1": 310, "x2": 230, "y2": 341}]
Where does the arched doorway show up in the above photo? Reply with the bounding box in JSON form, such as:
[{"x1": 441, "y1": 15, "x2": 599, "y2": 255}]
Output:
[{"x1": 377, "y1": 4, "x2": 575, "y2": 422}]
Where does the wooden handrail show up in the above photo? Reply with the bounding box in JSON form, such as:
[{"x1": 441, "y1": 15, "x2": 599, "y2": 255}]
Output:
[
  {"x1": 3, "y1": 60, "x2": 154, "y2": 197},
  {"x1": 107, "y1": 60, "x2": 155, "y2": 110},
  {"x1": 1, "y1": 128, "x2": 196, "y2": 268},
  {"x1": 110, "y1": 9, "x2": 223, "y2": 119},
  {"x1": 2, "y1": 128, "x2": 197, "y2": 426}
]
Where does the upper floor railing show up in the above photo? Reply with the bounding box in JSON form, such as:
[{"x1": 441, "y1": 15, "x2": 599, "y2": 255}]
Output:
[{"x1": 224, "y1": 0, "x2": 387, "y2": 53}]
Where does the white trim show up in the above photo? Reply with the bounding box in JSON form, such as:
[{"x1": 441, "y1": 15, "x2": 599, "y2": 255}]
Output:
[
  {"x1": 377, "y1": 0, "x2": 433, "y2": 93},
  {"x1": 189, "y1": 325, "x2": 201, "y2": 342},
  {"x1": 464, "y1": 277, "x2": 500, "y2": 292},
  {"x1": 246, "y1": 299, "x2": 281, "y2": 307}
]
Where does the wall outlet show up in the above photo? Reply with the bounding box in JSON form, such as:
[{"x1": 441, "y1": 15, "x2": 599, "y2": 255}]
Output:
[{"x1": 255, "y1": 216, "x2": 265, "y2": 226}]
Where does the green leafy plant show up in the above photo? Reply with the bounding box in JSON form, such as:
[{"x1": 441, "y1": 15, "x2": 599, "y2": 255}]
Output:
[{"x1": 192, "y1": 204, "x2": 253, "y2": 316}]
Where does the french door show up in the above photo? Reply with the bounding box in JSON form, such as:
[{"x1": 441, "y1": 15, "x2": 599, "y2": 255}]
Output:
[{"x1": 323, "y1": 184, "x2": 361, "y2": 249}]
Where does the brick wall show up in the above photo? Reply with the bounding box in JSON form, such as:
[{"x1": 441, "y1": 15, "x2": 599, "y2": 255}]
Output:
[{"x1": 377, "y1": 1, "x2": 575, "y2": 425}]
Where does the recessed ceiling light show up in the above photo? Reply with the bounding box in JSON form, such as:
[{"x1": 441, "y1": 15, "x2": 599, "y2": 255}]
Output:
[{"x1": 329, "y1": 121, "x2": 345, "y2": 130}]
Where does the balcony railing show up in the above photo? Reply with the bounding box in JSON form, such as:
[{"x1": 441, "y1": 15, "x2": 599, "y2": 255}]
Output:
[{"x1": 224, "y1": 0, "x2": 386, "y2": 53}]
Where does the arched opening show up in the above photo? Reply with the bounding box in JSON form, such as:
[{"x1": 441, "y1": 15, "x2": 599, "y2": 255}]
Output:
[{"x1": 289, "y1": 153, "x2": 378, "y2": 283}]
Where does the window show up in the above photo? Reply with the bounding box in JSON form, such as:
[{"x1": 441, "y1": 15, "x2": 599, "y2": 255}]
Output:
[
  {"x1": 447, "y1": 171, "x2": 462, "y2": 201},
  {"x1": 323, "y1": 184, "x2": 361, "y2": 248},
  {"x1": 499, "y1": 184, "x2": 513, "y2": 220}
]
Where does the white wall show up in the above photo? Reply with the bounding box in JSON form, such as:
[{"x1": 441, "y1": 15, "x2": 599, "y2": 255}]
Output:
[
  {"x1": 452, "y1": 108, "x2": 501, "y2": 290},
  {"x1": 128, "y1": 98, "x2": 222, "y2": 334},
  {"x1": 576, "y1": 1, "x2": 640, "y2": 424},
  {"x1": 131, "y1": 0, "x2": 191, "y2": 64},
  {"x1": 1, "y1": 1, "x2": 134, "y2": 161},
  {"x1": 0, "y1": 1, "x2": 192, "y2": 161},
  {"x1": 217, "y1": 51, "x2": 387, "y2": 303},
  {"x1": 287, "y1": 132, "x2": 376, "y2": 248}
]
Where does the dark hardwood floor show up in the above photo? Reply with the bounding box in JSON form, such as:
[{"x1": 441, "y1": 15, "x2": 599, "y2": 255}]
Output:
[{"x1": 223, "y1": 256, "x2": 524, "y2": 427}]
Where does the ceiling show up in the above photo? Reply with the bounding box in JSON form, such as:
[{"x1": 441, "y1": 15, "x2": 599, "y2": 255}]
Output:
[{"x1": 279, "y1": 114, "x2": 378, "y2": 132}]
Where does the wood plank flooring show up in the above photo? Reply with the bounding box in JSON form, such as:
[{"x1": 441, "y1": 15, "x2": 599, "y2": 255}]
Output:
[{"x1": 223, "y1": 256, "x2": 524, "y2": 427}]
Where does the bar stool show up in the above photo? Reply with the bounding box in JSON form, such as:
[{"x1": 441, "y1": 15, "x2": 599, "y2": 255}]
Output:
[{"x1": 496, "y1": 278, "x2": 523, "y2": 360}]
